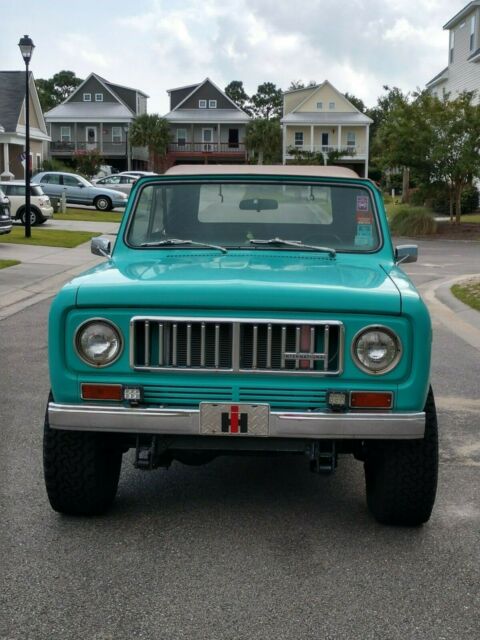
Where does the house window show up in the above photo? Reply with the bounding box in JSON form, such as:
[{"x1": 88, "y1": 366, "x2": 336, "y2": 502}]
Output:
[
  {"x1": 329, "y1": 102, "x2": 335, "y2": 110},
  {"x1": 199, "y1": 100, "x2": 207, "y2": 108},
  {"x1": 60, "y1": 126, "x2": 71, "y2": 142},
  {"x1": 294, "y1": 132, "x2": 304, "y2": 147},
  {"x1": 36, "y1": 154, "x2": 41, "y2": 170},
  {"x1": 316, "y1": 102, "x2": 323, "y2": 109},
  {"x1": 176, "y1": 128, "x2": 187, "y2": 146},
  {"x1": 112, "y1": 127, "x2": 122, "y2": 143},
  {"x1": 450, "y1": 30, "x2": 455, "y2": 63},
  {"x1": 471, "y1": 16, "x2": 476, "y2": 51},
  {"x1": 95, "y1": 93, "x2": 104, "y2": 102},
  {"x1": 209, "y1": 100, "x2": 217, "y2": 108},
  {"x1": 346, "y1": 131, "x2": 356, "y2": 147},
  {"x1": 83, "y1": 93, "x2": 92, "y2": 102}
]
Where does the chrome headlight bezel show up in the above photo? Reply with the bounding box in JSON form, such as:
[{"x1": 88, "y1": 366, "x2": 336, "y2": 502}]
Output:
[
  {"x1": 351, "y1": 325, "x2": 402, "y2": 375},
  {"x1": 74, "y1": 318, "x2": 123, "y2": 368}
]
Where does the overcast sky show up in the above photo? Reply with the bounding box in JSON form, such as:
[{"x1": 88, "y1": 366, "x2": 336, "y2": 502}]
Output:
[{"x1": 1, "y1": 0, "x2": 468, "y2": 112}]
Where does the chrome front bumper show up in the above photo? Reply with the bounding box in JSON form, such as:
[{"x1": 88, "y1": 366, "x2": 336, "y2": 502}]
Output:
[{"x1": 48, "y1": 403, "x2": 425, "y2": 439}]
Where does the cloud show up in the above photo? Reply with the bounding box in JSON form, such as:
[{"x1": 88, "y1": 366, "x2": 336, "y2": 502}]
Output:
[{"x1": 59, "y1": 34, "x2": 111, "y2": 69}]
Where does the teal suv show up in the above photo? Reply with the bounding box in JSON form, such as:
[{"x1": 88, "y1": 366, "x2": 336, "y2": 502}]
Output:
[{"x1": 44, "y1": 165, "x2": 438, "y2": 525}]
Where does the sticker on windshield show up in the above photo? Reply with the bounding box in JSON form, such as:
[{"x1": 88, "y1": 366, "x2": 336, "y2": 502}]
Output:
[
  {"x1": 355, "y1": 211, "x2": 374, "y2": 247},
  {"x1": 356, "y1": 195, "x2": 369, "y2": 212}
]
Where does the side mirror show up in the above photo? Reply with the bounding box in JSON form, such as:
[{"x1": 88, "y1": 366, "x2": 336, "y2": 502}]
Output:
[
  {"x1": 91, "y1": 236, "x2": 112, "y2": 258},
  {"x1": 78, "y1": 183, "x2": 85, "y2": 188},
  {"x1": 395, "y1": 244, "x2": 418, "y2": 264}
]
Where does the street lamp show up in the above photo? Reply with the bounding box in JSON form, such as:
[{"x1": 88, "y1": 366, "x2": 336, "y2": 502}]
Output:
[
  {"x1": 18, "y1": 35, "x2": 35, "y2": 238},
  {"x1": 123, "y1": 125, "x2": 130, "y2": 171}
]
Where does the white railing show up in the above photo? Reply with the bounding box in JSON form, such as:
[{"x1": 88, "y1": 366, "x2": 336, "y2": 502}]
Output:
[{"x1": 288, "y1": 145, "x2": 365, "y2": 156}]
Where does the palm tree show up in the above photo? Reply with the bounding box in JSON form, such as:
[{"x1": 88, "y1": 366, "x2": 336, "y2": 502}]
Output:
[
  {"x1": 245, "y1": 118, "x2": 282, "y2": 164},
  {"x1": 129, "y1": 114, "x2": 172, "y2": 171}
]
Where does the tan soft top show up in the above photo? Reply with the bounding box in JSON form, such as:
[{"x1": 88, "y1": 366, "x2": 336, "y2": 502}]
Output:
[{"x1": 165, "y1": 164, "x2": 360, "y2": 179}]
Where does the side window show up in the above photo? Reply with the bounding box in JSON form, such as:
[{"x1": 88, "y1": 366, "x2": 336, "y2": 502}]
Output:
[
  {"x1": 40, "y1": 174, "x2": 50, "y2": 183},
  {"x1": 63, "y1": 175, "x2": 82, "y2": 187}
]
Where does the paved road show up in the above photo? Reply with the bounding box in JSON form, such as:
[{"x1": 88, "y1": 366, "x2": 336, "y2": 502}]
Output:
[{"x1": 1, "y1": 238, "x2": 479, "y2": 640}]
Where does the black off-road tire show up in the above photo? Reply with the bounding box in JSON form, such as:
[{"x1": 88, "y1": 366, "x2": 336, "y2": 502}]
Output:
[
  {"x1": 364, "y1": 386, "x2": 438, "y2": 526},
  {"x1": 94, "y1": 196, "x2": 112, "y2": 211},
  {"x1": 43, "y1": 400, "x2": 122, "y2": 516}
]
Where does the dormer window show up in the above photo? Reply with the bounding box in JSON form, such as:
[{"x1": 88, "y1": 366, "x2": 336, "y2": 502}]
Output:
[
  {"x1": 471, "y1": 16, "x2": 476, "y2": 51},
  {"x1": 316, "y1": 102, "x2": 323, "y2": 110},
  {"x1": 450, "y1": 30, "x2": 455, "y2": 63},
  {"x1": 199, "y1": 100, "x2": 207, "y2": 108},
  {"x1": 209, "y1": 100, "x2": 217, "y2": 108},
  {"x1": 95, "y1": 93, "x2": 104, "y2": 102},
  {"x1": 83, "y1": 93, "x2": 92, "y2": 102}
]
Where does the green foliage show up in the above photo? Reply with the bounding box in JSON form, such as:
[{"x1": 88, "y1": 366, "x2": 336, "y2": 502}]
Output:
[
  {"x1": 288, "y1": 147, "x2": 354, "y2": 166},
  {"x1": 35, "y1": 70, "x2": 83, "y2": 111},
  {"x1": 245, "y1": 119, "x2": 282, "y2": 164},
  {"x1": 430, "y1": 184, "x2": 479, "y2": 215},
  {"x1": 73, "y1": 149, "x2": 103, "y2": 177},
  {"x1": 0, "y1": 228, "x2": 100, "y2": 248},
  {"x1": 344, "y1": 92, "x2": 367, "y2": 113},
  {"x1": 389, "y1": 206, "x2": 437, "y2": 236},
  {"x1": 129, "y1": 114, "x2": 172, "y2": 171},
  {"x1": 288, "y1": 80, "x2": 317, "y2": 91},
  {"x1": 225, "y1": 81, "x2": 251, "y2": 114},
  {"x1": 0, "y1": 260, "x2": 20, "y2": 270},
  {"x1": 250, "y1": 82, "x2": 283, "y2": 120},
  {"x1": 40, "y1": 158, "x2": 72, "y2": 173}
]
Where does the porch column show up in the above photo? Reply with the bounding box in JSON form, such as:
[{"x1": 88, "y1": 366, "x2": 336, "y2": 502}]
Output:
[
  {"x1": 191, "y1": 123, "x2": 194, "y2": 150},
  {"x1": 282, "y1": 125, "x2": 287, "y2": 164},
  {"x1": 99, "y1": 122, "x2": 103, "y2": 153},
  {"x1": 365, "y1": 124, "x2": 370, "y2": 177},
  {"x1": 338, "y1": 124, "x2": 342, "y2": 153},
  {"x1": 74, "y1": 123, "x2": 78, "y2": 151},
  {"x1": 3, "y1": 143, "x2": 10, "y2": 174},
  {"x1": 217, "y1": 123, "x2": 221, "y2": 152},
  {"x1": 310, "y1": 125, "x2": 314, "y2": 152}
]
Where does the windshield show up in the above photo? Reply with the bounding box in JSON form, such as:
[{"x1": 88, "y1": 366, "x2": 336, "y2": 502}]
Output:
[{"x1": 126, "y1": 181, "x2": 381, "y2": 252}]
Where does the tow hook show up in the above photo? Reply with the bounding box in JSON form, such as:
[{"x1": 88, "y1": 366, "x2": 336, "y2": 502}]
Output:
[
  {"x1": 307, "y1": 441, "x2": 337, "y2": 474},
  {"x1": 134, "y1": 435, "x2": 172, "y2": 470}
]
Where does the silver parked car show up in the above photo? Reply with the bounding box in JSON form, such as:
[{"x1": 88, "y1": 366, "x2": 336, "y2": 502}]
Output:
[
  {"x1": 92, "y1": 174, "x2": 138, "y2": 195},
  {"x1": 32, "y1": 172, "x2": 128, "y2": 211}
]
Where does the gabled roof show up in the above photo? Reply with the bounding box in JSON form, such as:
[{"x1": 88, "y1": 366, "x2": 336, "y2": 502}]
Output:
[
  {"x1": 44, "y1": 101, "x2": 134, "y2": 120},
  {"x1": 95, "y1": 74, "x2": 149, "y2": 98},
  {"x1": 63, "y1": 73, "x2": 134, "y2": 112},
  {"x1": 171, "y1": 77, "x2": 246, "y2": 113},
  {"x1": 289, "y1": 80, "x2": 365, "y2": 116},
  {"x1": 0, "y1": 71, "x2": 28, "y2": 131},
  {"x1": 167, "y1": 82, "x2": 200, "y2": 94},
  {"x1": 443, "y1": 1, "x2": 480, "y2": 30},
  {"x1": 426, "y1": 67, "x2": 449, "y2": 88}
]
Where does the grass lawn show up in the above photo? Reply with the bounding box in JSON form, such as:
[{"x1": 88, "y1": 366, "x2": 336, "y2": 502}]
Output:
[
  {"x1": 452, "y1": 279, "x2": 480, "y2": 312},
  {"x1": 0, "y1": 259, "x2": 20, "y2": 269},
  {"x1": 0, "y1": 228, "x2": 100, "y2": 248},
  {"x1": 54, "y1": 208, "x2": 123, "y2": 223}
]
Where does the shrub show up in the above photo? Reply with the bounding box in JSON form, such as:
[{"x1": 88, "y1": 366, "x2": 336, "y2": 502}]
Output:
[
  {"x1": 430, "y1": 184, "x2": 479, "y2": 215},
  {"x1": 41, "y1": 158, "x2": 72, "y2": 173},
  {"x1": 73, "y1": 149, "x2": 102, "y2": 178},
  {"x1": 389, "y1": 206, "x2": 437, "y2": 236}
]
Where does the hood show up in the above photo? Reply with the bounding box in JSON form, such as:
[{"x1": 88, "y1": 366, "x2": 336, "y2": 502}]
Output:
[{"x1": 74, "y1": 251, "x2": 401, "y2": 314}]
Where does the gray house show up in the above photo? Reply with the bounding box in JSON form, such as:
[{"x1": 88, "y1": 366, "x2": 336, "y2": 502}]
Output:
[
  {"x1": 164, "y1": 78, "x2": 250, "y2": 167},
  {"x1": 0, "y1": 71, "x2": 50, "y2": 179},
  {"x1": 44, "y1": 73, "x2": 149, "y2": 171}
]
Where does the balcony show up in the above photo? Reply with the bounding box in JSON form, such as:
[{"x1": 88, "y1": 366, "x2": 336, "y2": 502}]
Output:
[
  {"x1": 168, "y1": 142, "x2": 246, "y2": 155},
  {"x1": 286, "y1": 145, "x2": 366, "y2": 158},
  {"x1": 50, "y1": 141, "x2": 127, "y2": 156}
]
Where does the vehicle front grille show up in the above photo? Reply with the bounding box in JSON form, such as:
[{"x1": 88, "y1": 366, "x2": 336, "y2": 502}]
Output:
[{"x1": 130, "y1": 317, "x2": 343, "y2": 376}]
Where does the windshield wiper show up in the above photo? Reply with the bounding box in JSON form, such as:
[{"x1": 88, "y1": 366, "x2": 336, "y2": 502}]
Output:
[
  {"x1": 141, "y1": 238, "x2": 228, "y2": 253},
  {"x1": 249, "y1": 237, "x2": 336, "y2": 257}
]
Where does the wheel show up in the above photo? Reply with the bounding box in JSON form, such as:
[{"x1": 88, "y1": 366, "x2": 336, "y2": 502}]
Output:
[
  {"x1": 43, "y1": 396, "x2": 122, "y2": 515},
  {"x1": 364, "y1": 386, "x2": 438, "y2": 526},
  {"x1": 20, "y1": 208, "x2": 42, "y2": 226},
  {"x1": 94, "y1": 196, "x2": 112, "y2": 211}
]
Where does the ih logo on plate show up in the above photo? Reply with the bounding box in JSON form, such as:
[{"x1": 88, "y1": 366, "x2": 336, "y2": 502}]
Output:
[{"x1": 221, "y1": 405, "x2": 248, "y2": 433}]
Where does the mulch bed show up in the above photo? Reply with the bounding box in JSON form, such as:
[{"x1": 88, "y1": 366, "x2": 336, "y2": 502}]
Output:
[{"x1": 434, "y1": 222, "x2": 480, "y2": 240}]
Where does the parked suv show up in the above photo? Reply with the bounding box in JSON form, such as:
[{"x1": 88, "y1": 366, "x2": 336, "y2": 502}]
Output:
[
  {"x1": 0, "y1": 181, "x2": 53, "y2": 225},
  {"x1": 33, "y1": 171, "x2": 128, "y2": 211},
  {"x1": 45, "y1": 165, "x2": 438, "y2": 526},
  {"x1": 0, "y1": 187, "x2": 12, "y2": 234}
]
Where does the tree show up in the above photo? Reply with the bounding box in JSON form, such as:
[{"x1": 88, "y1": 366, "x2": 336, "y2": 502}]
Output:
[
  {"x1": 250, "y1": 82, "x2": 283, "y2": 120},
  {"x1": 73, "y1": 149, "x2": 102, "y2": 177},
  {"x1": 35, "y1": 70, "x2": 83, "y2": 111},
  {"x1": 225, "y1": 81, "x2": 251, "y2": 114},
  {"x1": 245, "y1": 119, "x2": 282, "y2": 164},
  {"x1": 288, "y1": 80, "x2": 316, "y2": 91},
  {"x1": 129, "y1": 114, "x2": 172, "y2": 171},
  {"x1": 344, "y1": 92, "x2": 367, "y2": 113}
]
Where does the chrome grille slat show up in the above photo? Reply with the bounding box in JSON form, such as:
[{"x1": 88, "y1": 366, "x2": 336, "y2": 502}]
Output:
[{"x1": 131, "y1": 317, "x2": 343, "y2": 375}]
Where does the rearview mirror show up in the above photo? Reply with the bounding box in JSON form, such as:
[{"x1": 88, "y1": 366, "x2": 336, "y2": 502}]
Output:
[
  {"x1": 239, "y1": 198, "x2": 278, "y2": 211},
  {"x1": 395, "y1": 244, "x2": 418, "y2": 264},
  {"x1": 91, "y1": 236, "x2": 112, "y2": 258}
]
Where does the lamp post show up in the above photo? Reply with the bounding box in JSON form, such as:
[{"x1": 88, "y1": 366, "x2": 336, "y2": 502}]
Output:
[
  {"x1": 123, "y1": 125, "x2": 130, "y2": 171},
  {"x1": 18, "y1": 35, "x2": 35, "y2": 238}
]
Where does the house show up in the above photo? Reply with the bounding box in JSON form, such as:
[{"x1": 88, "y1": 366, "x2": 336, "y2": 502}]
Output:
[
  {"x1": 281, "y1": 81, "x2": 373, "y2": 177},
  {"x1": 163, "y1": 78, "x2": 250, "y2": 167},
  {"x1": 44, "y1": 73, "x2": 149, "y2": 171},
  {"x1": 426, "y1": 1, "x2": 480, "y2": 101},
  {"x1": 0, "y1": 71, "x2": 50, "y2": 179}
]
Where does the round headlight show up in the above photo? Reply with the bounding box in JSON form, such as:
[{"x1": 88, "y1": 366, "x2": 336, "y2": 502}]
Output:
[
  {"x1": 352, "y1": 326, "x2": 402, "y2": 374},
  {"x1": 75, "y1": 319, "x2": 122, "y2": 367}
]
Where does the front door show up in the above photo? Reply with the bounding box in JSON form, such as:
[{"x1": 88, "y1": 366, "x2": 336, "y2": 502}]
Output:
[
  {"x1": 86, "y1": 126, "x2": 97, "y2": 150},
  {"x1": 228, "y1": 128, "x2": 239, "y2": 149},
  {"x1": 321, "y1": 132, "x2": 329, "y2": 150},
  {"x1": 202, "y1": 128, "x2": 213, "y2": 151}
]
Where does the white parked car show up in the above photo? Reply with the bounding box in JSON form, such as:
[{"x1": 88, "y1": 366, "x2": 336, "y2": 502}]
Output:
[
  {"x1": 92, "y1": 174, "x2": 138, "y2": 195},
  {"x1": 0, "y1": 181, "x2": 54, "y2": 225}
]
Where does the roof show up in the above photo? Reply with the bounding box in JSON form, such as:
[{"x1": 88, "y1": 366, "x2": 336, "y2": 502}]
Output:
[
  {"x1": 170, "y1": 77, "x2": 249, "y2": 114},
  {"x1": 443, "y1": 1, "x2": 480, "y2": 29},
  {"x1": 165, "y1": 164, "x2": 360, "y2": 178},
  {"x1": 0, "y1": 71, "x2": 27, "y2": 131},
  {"x1": 95, "y1": 75, "x2": 149, "y2": 98},
  {"x1": 281, "y1": 111, "x2": 373, "y2": 125},
  {"x1": 167, "y1": 82, "x2": 200, "y2": 94},
  {"x1": 44, "y1": 101, "x2": 134, "y2": 120},
  {"x1": 426, "y1": 67, "x2": 449, "y2": 88},
  {"x1": 164, "y1": 108, "x2": 250, "y2": 123}
]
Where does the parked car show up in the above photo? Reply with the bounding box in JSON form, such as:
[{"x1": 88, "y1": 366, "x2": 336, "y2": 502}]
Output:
[
  {"x1": 91, "y1": 174, "x2": 138, "y2": 195},
  {"x1": 0, "y1": 181, "x2": 53, "y2": 225},
  {"x1": 32, "y1": 172, "x2": 128, "y2": 211},
  {"x1": 118, "y1": 171, "x2": 157, "y2": 178},
  {"x1": 0, "y1": 187, "x2": 12, "y2": 234},
  {"x1": 45, "y1": 165, "x2": 437, "y2": 526},
  {"x1": 93, "y1": 165, "x2": 118, "y2": 179}
]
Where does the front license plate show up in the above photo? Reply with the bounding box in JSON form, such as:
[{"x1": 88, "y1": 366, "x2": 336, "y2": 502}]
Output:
[{"x1": 200, "y1": 403, "x2": 270, "y2": 436}]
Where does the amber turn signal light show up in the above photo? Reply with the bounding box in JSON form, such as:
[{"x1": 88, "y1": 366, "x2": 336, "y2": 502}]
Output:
[
  {"x1": 81, "y1": 383, "x2": 123, "y2": 401},
  {"x1": 350, "y1": 391, "x2": 393, "y2": 409}
]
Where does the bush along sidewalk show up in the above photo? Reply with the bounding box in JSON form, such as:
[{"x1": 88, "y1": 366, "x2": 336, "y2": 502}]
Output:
[{"x1": 388, "y1": 206, "x2": 437, "y2": 236}]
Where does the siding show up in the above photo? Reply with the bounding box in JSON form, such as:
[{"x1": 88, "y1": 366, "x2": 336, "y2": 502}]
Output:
[
  {"x1": 170, "y1": 124, "x2": 246, "y2": 143},
  {"x1": 107, "y1": 84, "x2": 137, "y2": 113},
  {"x1": 286, "y1": 126, "x2": 367, "y2": 150},
  {"x1": 284, "y1": 88, "x2": 317, "y2": 114},
  {"x1": 296, "y1": 85, "x2": 355, "y2": 113},
  {"x1": 69, "y1": 77, "x2": 116, "y2": 103},
  {"x1": 170, "y1": 86, "x2": 198, "y2": 110},
  {"x1": 179, "y1": 81, "x2": 233, "y2": 110},
  {"x1": 18, "y1": 92, "x2": 41, "y2": 128}
]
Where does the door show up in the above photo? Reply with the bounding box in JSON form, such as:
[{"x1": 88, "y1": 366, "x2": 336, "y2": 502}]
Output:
[
  {"x1": 321, "y1": 132, "x2": 329, "y2": 150},
  {"x1": 228, "y1": 128, "x2": 239, "y2": 149},
  {"x1": 63, "y1": 174, "x2": 88, "y2": 204},
  {"x1": 202, "y1": 128, "x2": 213, "y2": 151},
  {"x1": 86, "y1": 126, "x2": 97, "y2": 151}
]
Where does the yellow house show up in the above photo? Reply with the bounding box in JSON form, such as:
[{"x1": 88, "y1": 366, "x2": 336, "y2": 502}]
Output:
[{"x1": 281, "y1": 80, "x2": 372, "y2": 176}]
